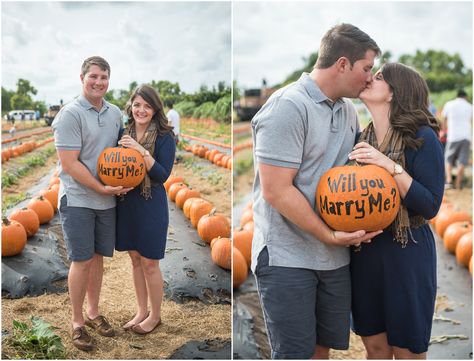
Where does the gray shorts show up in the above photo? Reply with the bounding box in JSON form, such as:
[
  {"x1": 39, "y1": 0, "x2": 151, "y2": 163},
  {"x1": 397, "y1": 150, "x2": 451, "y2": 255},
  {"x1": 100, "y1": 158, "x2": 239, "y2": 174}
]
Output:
[
  {"x1": 59, "y1": 195, "x2": 116, "y2": 262},
  {"x1": 445, "y1": 139, "x2": 470, "y2": 166},
  {"x1": 254, "y1": 247, "x2": 351, "y2": 359}
]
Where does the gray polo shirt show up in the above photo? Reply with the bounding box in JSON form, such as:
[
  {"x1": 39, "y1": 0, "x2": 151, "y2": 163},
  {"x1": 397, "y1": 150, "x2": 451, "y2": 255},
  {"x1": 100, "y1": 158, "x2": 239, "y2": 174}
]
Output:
[
  {"x1": 52, "y1": 95, "x2": 122, "y2": 210},
  {"x1": 251, "y1": 72, "x2": 360, "y2": 272}
]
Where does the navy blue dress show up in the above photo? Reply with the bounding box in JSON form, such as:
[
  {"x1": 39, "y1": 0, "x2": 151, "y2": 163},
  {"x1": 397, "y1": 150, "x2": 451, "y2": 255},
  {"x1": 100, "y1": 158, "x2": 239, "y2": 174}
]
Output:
[
  {"x1": 350, "y1": 126, "x2": 444, "y2": 354},
  {"x1": 116, "y1": 132, "x2": 176, "y2": 260}
]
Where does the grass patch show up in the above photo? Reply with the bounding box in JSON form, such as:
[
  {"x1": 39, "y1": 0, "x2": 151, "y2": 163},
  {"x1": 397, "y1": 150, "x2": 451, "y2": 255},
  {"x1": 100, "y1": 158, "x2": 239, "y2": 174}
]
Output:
[
  {"x1": 4, "y1": 316, "x2": 67, "y2": 359},
  {"x1": 2, "y1": 192, "x2": 28, "y2": 214},
  {"x1": 234, "y1": 156, "x2": 254, "y2": 176}
]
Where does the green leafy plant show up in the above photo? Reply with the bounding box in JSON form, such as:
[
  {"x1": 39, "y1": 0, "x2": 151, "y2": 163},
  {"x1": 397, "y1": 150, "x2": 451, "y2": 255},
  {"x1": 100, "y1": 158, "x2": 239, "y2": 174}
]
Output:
[{"x1": 5, "y1": 316, "x2": 67, "y2": 359}]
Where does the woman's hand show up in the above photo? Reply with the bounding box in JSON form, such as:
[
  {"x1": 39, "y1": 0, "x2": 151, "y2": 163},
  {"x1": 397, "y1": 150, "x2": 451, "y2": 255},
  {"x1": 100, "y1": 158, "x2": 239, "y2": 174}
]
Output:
[
  {"x1": 348, "y1": 142, "x2": 394, "y2": 173},
  {"x1": 118, "y1": 135, "x2": 146, "y2": 154}
]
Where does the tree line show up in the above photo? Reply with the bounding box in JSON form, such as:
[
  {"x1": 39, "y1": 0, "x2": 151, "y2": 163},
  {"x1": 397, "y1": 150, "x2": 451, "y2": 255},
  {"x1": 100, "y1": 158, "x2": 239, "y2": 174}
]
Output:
[{"x1": 2, "y1": 80, "x2": 231, "y2": 123}]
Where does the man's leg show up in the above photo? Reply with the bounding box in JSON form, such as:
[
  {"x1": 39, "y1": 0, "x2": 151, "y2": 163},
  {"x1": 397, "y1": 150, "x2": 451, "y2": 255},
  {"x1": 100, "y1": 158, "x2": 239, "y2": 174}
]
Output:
[
  {"x1": 86, "y1": 253, "x2": 104, "y2": 319},
  {"x1": 69, "y1": 259, "x2": 93, "y2": 328},
  {"x1": 254, "y1": 247, "x2": 317, "y2": 359},
  {"x1": 361, "y1": 333, "x2": 393, "y2": 359},
  {"x1": 311, "y1": 345, "x2": 329, "y2": 359},
  {"x1": 455, "y1": 164, "x2": 465, "y2": 190}
]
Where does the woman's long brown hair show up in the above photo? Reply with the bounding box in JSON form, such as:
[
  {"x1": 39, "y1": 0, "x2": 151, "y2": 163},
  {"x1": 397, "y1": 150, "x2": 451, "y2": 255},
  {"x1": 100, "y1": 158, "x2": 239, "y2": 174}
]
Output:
[{"x1": 382, "y1": 63, "x2": 440, "y2": 149}]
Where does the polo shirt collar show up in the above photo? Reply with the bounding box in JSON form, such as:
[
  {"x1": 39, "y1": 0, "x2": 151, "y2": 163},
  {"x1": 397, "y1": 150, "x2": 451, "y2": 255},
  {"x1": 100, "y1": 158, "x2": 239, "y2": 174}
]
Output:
[
  {"x1": 78, "y1": 94, "x2": 110, "y2": 113},
  {"x1": 299, "y1": 72, "x2": 345, "y2": 108}
]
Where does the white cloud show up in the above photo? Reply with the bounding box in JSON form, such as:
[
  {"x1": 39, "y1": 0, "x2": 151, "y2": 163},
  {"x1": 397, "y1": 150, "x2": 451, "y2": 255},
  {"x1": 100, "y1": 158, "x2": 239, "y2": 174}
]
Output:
[
  {"x1": 2, "y1": 1, "x2": 231, "y2": 105},
  {"x1": 234, "y1": 1, "x2": 473, "y2": 89}
]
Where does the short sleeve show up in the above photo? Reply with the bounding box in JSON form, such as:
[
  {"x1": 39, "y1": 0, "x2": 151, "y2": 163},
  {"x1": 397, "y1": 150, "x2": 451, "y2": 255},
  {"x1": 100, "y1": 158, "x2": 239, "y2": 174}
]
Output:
[
  {"x1": 253, "y1": 97, "x2": 305, "y2": 169},
  {"x1": 52, "y1": 108, "x2": 82, "y2": 150}
]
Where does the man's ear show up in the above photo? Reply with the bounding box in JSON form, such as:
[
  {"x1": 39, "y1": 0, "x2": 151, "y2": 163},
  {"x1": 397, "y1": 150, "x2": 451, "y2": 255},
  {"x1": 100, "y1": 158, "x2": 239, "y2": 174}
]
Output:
[
  {"x1": 335, "y1": 57, "x2": 350, "y2": 73},
  {"x1": 80, "y1": 74, "x2": 84, "y2": 83}
]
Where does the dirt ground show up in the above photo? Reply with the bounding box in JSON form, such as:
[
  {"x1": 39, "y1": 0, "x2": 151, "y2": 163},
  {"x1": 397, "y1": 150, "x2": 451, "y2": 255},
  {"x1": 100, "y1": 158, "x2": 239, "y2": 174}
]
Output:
[{"x1": 1, "y1": 150, "x2": 232, "y2": 359}]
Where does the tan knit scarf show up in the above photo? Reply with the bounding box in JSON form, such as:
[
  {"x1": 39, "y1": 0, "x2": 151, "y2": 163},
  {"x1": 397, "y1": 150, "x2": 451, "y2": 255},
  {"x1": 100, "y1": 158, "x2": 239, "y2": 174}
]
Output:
[
  {"x1": 122, "y1": 121, "x2": 159, "y2": 200},
  {"x1": 358, "y1": 123, "x2": 425, "y2": 247}
]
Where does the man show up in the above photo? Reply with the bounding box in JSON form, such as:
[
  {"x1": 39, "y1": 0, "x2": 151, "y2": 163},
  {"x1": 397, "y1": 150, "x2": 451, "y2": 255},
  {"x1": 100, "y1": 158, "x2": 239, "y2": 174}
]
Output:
[
  {"x1": 251, "y1": 24, "x2": 381, "y2": 359},
  {"x1": 52, "y1": 56, "x2": 132, "y2": 351},
  {"x1": 166, "y1": 102, "x2": 180, "y2": 144},
  {"x1": 442, "y1": 89, "x2": 473, "y2": 190}
]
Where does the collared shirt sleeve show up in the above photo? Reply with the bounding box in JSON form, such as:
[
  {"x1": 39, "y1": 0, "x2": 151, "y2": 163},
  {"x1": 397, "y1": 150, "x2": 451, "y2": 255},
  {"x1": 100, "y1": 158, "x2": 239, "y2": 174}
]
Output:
[
  {"x1": 253, "y1": 97, "x2": 305, "y2": 169},
  {"x1": 52, "y1": 108, "x2": 82, "y2": 151}
]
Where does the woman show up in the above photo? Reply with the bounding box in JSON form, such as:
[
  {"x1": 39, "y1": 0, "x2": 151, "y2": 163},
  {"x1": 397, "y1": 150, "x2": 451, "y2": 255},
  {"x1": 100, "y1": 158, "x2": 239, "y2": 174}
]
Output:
[
  {"x1": 116, "y1": 84, "x2": 176, "y2": 334},
  {"x1": 348, "y1": 63, "x2": 444, "y2": 359}
]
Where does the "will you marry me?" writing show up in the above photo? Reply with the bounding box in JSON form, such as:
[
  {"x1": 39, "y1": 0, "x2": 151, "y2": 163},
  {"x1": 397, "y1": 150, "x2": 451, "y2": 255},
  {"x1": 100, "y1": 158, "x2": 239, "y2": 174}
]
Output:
[
  {"x1": 318, "y1": 172, "x2": 398, "y2": 219},
  {"x1": 98, "y1": 151, "x2": 144, "y2": 179}
]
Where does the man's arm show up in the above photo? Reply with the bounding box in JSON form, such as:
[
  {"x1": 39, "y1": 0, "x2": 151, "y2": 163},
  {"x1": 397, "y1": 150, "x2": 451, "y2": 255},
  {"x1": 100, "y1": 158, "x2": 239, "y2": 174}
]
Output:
[
  {"x1": 58, "y1": 149, "x2": 132, "y2": 196},
  {"x1": 259, "y1": 162, "x2": 381, "y2": 247}
]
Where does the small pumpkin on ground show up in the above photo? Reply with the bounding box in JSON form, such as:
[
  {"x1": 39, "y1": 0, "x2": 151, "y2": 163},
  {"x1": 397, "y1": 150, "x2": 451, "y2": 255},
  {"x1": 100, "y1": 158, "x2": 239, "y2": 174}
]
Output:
[
  {"x1": 168, "y1": 183, "x2": 188, "y2": 202},
  {"x1": 435, "y1": 209, "x2": 472, "y2": 239},
  {"x1": 9, "y1": 208, "x2": 40, "y2": 237},
  {"x1": 455, "y1": 232, "x2": 473, "y2": 267},
  {"x1": 197, "y1": 209, "x2": 231, "y2": 243},
  {"x1": 443, "y1": 222, "x2": 472, "y2": 254},
  {"x1": 233, "y1": 227, "x2": 252, "y2": 266},
  {"x1": 2, "y1": 218, "x2": 27, "y2": 257},
  {"x1": 175, "y1": 188, "x2": 201, "y2": 209},
  {"x1": 210, "y1": 237, "x2": 231, "y2": 270},
  {"x1": 40, "y1": 188, "x2": 59, "y2": 213},
  {"x1": 240, "y1": 209, "x2": 254, "y2": 227},
  {"x1": 190, "y1": 200, "x2": 214, "y2": 228},
  {"x1": 183, "y1": 197, "x2": 203, "y2": 219},
  {"x1": 233, "y1": 247, "x2": 249, "y2": 288},
  {"x1": 27, "y1": 196, "x2": 54, "y2": 224},
  {"x1": 164, "y1": 175, "x2": 185, "y2": 192}
]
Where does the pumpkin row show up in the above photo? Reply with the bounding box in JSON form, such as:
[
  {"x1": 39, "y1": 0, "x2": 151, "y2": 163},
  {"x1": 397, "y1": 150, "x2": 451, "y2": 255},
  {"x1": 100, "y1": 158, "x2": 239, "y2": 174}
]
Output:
[
  {"x1": 183, "y1": 144, "x2": 232, "y2": 170},
  {"x1": 430, "y1": 199, "x2": 472, "y2": 274},
  {"x1": 164, "y1": 175, "x2": 232, "y2": 271},
  {"x1": 2, "y1": 172, "x2": 60, "y2": 257},
  {"x1": 2, "y1": 137, "x2": 54, "y2": 163}
]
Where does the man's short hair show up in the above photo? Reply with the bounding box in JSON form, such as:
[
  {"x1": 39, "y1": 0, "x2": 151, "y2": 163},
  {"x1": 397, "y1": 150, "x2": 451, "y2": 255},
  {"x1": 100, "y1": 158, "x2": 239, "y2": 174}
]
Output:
[
  {"x1": 81, "y1": 56, "x2": 111, "y2": 77},
  {"x1": 316, "y1": 23, "x2": 380, "y2": 69},
  {"x1": 457, "y1": 89, "x2": 467, "y2": 98}
]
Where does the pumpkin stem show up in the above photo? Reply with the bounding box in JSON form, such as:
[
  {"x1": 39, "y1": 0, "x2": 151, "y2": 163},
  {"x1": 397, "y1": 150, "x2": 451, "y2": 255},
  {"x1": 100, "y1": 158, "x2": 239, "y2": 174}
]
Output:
[
  {"x1": 3, "y1": 217, "x2": 11, "y2": 226},
  {"x1": 210, "y1": 208, "x2": 217, "y2": 216}
]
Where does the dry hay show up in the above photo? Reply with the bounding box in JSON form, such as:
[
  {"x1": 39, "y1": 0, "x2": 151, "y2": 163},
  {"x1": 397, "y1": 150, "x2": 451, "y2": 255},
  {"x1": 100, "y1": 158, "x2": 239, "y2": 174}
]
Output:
[{"x1": 2, "y1": 252, "x2": 231, "y2": 359}]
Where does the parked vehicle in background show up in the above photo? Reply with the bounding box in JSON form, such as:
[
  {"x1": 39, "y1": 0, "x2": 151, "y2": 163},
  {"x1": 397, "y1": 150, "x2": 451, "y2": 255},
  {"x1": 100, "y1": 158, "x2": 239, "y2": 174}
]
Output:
[
  {"x1": 234, "y1": 87, "x2": 276, "y2": 121},
  {"x1": 4, "y1": 110, "x2": 36, "y2": 121},
  {"x1": 44, "y1": 105, "x2": 61, "y2": 126}
]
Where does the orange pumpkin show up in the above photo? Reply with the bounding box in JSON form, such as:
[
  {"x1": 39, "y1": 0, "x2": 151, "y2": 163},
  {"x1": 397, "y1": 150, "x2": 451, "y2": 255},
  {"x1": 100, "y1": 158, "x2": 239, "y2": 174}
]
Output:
[
  {"x1": 39, "y1": 188, "x2": 59, "y2": 212},
  {"x1": 243, "y1": 221, "x2": 254, "y2": 234},
  {"x1": 210, "y1": 237, "x2": 231, "y2": 270},
  {"x1": 97, "y1": 147, "x2": 146, "y2": 187},
  {"x1": 455, "y1": 232, "x2": 472, "y2": 267},
  {"x1": 208, "y1": 149, "x2": 219, "y2": 162},
  {"x1": 164, "y1": 175, "x2": 185, "y2": 192},
  {"x1": 175, "y1": 188, "x2": 201, "y2": 209},
  {"x1": 190, "y1": 200, "x2": 214, "y2": 228},
  {"x1": 233, "y1": 227, "x2": 252, "y2": 266},
  {"x1": 430, "y1": 202, "x2": 453, "y2": 226},
  {"x1": 197, "y1": 210, "x2": 231, "y2": 243},
  {"x1": 198, "y1": 146, "x2": 208, "y2": 158},
  {"x1": 240, "y1": 209, "x2": 254, "y2": 227},
  {"x1": 210, "y1": 237, "x2": 219, "y2": 249},
  {"x1": 435, "y1": 209, "x2": 472, "y2": 238},
  {"x1": 443, "y1": 222, "x2": 472, "y2": 253},
  {"x1": 213, "y1": 153, "x2": 224, "y2": 165},
  {"x1": 316, "y1": 164, "x2": 400, "y2": 232},
  {"x1": 470, "y1": 257, "x2": 473, "y2": 275},
  {"x1": 48, "y1": 177, "x2": 60, "y2": 187},
  {"x1": 183, "y1": 197, "x2": 203, "y2": 219},
  {"x1": 168, "y1": 183, "x2": 188, "y2": 202},
  {"x1": 233, "y1": 247, "x2": 249, "y2": 288},
  {"x1": 2, "y1": 218, "x2": 27, "y2": 257},
  {"x1": 27, "y1": 196, "x2": 54, "y2": 224},
  {"x1": 9, "y1": 208, "x2": 40, "y2": 237}
]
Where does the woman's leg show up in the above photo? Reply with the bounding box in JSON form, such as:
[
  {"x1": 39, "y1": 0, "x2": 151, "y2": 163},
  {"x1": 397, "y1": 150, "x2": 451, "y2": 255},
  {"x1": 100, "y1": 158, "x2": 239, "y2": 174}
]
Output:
[
  {"x1": 138, "y1": 256, "x2": 163, "y2": 331},
  {"x1": 123, "y1": 250, "x2": 149, "y2": 327},
  {"x1": 393, "y1": 346, "x2": 426, "y2": 360},
  {"x1": 361, "y1": 332, "x2": 393, "y2": 359}
]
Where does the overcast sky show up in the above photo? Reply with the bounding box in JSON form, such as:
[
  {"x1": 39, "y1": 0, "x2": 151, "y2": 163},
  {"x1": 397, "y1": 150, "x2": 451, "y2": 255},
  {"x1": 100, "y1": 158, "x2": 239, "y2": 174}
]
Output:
[
  {"x1": 2, "y1": 1, "x2": 231, "y2": 105},
  {"x1": 234, "y1": 1, "x2": 473, "y2": 89}
]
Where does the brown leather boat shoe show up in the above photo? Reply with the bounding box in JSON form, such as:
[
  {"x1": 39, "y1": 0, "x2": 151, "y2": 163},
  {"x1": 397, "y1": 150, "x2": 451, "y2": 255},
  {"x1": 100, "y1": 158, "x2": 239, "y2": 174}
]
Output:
[
  {"x1": 72, "y1": 326, "x2": 93, "y2": 351},
  {"x1": 85, "y1": 315, "x2": 115, "y2": 337}
]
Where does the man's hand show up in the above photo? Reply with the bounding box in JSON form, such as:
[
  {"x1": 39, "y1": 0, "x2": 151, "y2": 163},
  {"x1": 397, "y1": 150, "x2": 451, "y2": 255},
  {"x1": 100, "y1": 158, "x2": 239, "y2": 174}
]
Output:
[
  {"x1": 327, "y1": 229, "x2": 383, "y2": 247},
  {"x1": 100, "y1": 185, "x2": 134, "y2": 196}
]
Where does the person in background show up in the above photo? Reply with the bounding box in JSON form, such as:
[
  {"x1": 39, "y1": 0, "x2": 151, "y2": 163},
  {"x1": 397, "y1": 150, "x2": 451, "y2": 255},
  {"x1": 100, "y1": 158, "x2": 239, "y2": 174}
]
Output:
[
  {"x1": 52, "y1": 56, "x2": 130, "y2": 351},
  {"x1": 116, "y1": 85, "x2": 176, "y2": 335},
  {"x1": 442, "y1": 89, "x2": 473, "y2": 190},
  {"x1": 166, "y1": 102, "x2": 180, "y2": 145}
]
